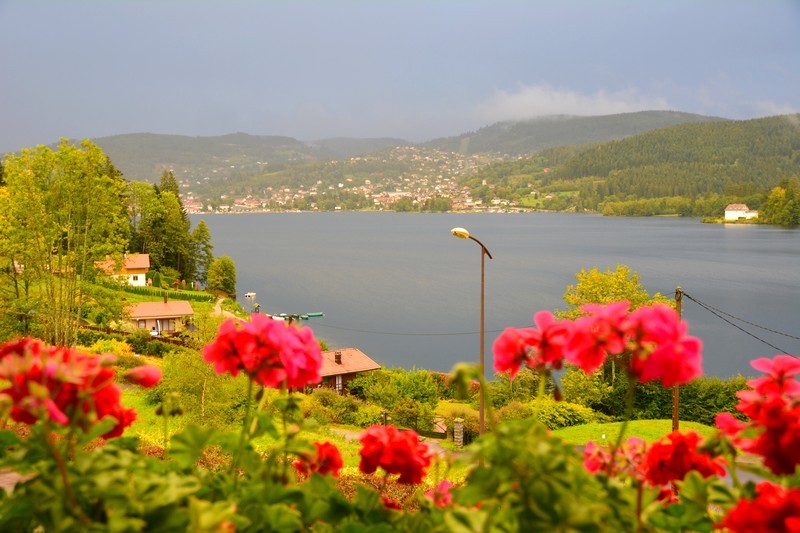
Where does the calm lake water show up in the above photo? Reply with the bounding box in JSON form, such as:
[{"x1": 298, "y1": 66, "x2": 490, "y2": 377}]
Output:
[{"x1": 193, "y1": 212, "x2": 800, "y2": 379}]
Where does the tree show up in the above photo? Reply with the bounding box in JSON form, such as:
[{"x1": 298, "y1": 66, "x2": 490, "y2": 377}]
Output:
[
  {"x1": 207, "y1": 256, "x2": 237, "y2": 295},
  {"x1": 159, "y1": 169, "x2": 180, "y2": 198},
  {"x1": 191, "y1": 220, "x2": 214, "y2": 285},
  {"x1": 0, "y1": 140, "x2": 128, "y2": 345},
  {"x1": 557, "y1": 264, "x2": 671, "y2": 320}
]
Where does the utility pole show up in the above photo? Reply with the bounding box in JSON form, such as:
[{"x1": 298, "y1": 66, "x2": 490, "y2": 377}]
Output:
[{"x1": 672, "y1": 286, "x2": 683, "y2": 431}]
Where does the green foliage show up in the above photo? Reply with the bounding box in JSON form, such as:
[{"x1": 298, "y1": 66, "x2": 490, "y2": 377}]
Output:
[
  {"x1": 89, "y1": 338, "x2": 134, "y2": 358},
  {"x1": 496, "y1": 396, "x2": 602, "y2": 430},
  {"x1": 462, "y1": 419, "x2": 636, "y2": 531},
  {"x1": 542, "y1": 114, "x2": 800, "y2": 217},
  {"x1": 0, "y1": 140, "x2": 128, "y2": 345},
  {"x1": 490, "y1": 367, "x2": 544, "y2": 408},
  {"x1": 348, "y1": 369, "x2": 440, "y2": 410},
  {"x1": 391, "y1": 398, "x2": 434, "y2": 431},
  {"x1": 435, "y1": 400, "x2": 480, "y2": 440},
  {"x1": 117, "y1": 284, "x2": 214, "y2": 303},
  {"x1": 207, "y1": 256, "x2": 237, "y2": 295},
  {"x1": 155, "y1": 347, "x2": 249, "y2": 429},
  {"x1": 558, "y1": 264, "x2": 671, "y2": 319},
  {"x1": 561, "y1": 365, "x2": 612, "y2": 407},
  {"x1": 760, "y1": 177, "x2": 800, "y2": 226}
]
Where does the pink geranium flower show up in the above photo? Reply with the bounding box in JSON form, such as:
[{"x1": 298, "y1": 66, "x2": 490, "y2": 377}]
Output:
[
  {"x1": 565, "y1": 301, "x2": 629, "y2": 374},
  {"x1": 493, "y1": 311, "x2": 570, "y2": 377},
  {"x1": 124, "y1": 365, "x2": 163, "y2": 388},
  {"x1": 627, "y1": 304, "x2": 703, "y2": 387},
  {"x1": 202, "y1": 314, "x2": 322, "y2": 389}
]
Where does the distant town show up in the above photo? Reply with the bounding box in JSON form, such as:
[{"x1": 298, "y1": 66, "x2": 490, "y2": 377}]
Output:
[{"x1": 177, "y1": 146, "x2": 540, "y2": 213}]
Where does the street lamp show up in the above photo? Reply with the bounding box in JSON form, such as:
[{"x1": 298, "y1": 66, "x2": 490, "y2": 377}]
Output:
[{"x1": 450, "y1": 227, "x2": 493, "y2": 435}]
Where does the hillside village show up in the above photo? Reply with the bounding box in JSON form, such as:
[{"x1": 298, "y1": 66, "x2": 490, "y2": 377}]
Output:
[{"x1": 178, "y1": 146, "x2": 524, "y2": 213}]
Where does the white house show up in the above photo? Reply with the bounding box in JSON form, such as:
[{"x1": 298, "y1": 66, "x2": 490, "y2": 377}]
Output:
[
  {"x1": 94, "y1": 253, "x2": 150, "y2": 286},
  {"x1": 724, "y1": 204, "x2": 759, "y2": 221}
]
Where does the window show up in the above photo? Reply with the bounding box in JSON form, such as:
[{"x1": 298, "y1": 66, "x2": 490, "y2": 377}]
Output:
[
  {"x1": 138, "y1": 320, "x2": 146, "y2": 329},
  {"x1": 132, "y1": 275, "x2": 138, "y2": 282},
  {"x1": 335, "y1": 375, "x2": 343, "y2": 392}
]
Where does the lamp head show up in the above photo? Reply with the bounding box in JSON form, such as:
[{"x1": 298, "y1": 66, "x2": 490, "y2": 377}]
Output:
[{"x1": 451, "y1": 227, "x2": 470, "y2": 239}]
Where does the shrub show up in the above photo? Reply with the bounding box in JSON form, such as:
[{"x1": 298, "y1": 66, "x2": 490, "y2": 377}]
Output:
[
  {"x1": 498, "y1": 400, "x2": 535, "y2": 421},
  {"x1": 90, "y1": 338, "x2": 134, "y2": 358},
  {"x1": 530, "y1": 398, "x2": 598, "y2": 430},
  {"x1": 436, "y1": 400, "x2": 480, "y2": 440},
  {"x1": 391, "y1": 398, "x2": 434, "y2": 431},
  {"x1": 349, "y1": 404, "x2": 385, "y2": 428}
]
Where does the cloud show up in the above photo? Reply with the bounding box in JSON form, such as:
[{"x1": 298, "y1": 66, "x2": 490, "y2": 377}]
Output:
[
  {"x1": 753, "y1": 100, "x2": 799, "y2": 118},
  {"x1": 474, "y1": 83, "x2": 669, "y2": 122}
]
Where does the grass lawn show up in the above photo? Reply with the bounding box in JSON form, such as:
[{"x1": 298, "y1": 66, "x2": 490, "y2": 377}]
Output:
[{"x1": 552, "y1": 419, "x2": 716, "y2": 446}]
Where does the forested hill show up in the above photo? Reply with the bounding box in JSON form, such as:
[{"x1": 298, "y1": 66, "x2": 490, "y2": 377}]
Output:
[
  {"x1": 544, "y1": 114, "x2": 800, "y2": 197},
  {"x1": 88, "y1": 133, "x2": 323, "y2": 182},
  {"x1": 423, "y1": 111, "x2": 724, "y2": 156}
]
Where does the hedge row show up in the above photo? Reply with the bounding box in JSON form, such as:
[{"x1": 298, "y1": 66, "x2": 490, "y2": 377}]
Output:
[{"x1": 120, "y1": 285, "x2": 214, "y2": 303}]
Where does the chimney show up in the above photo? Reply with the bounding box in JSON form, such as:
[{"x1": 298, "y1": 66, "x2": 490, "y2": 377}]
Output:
[{"x1": 335, "y1": 351, "x2": 342, "y2": 365}]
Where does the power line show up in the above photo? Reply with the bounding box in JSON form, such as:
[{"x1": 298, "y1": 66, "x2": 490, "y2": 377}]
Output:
[
  {"x1": 312, "y1": 322, "x2": 511, "y2": 337},
  {"x1": 682, "y1": 291, "x2": 795, "y2": 356},
  {"x1": 681, "y1": 292, "x2": 800, "y2": 341}
]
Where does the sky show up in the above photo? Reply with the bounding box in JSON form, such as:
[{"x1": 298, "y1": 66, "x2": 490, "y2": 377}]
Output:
[{"x1": 1, "y1": 0, "x2": 799, "y2": 153}]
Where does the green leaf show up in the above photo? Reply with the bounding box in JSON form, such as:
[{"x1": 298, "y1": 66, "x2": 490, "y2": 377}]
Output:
[
  {"x1": 251, "y1": 411, "x2": 280, "y2": 440},
  {"x1": 170, "y1": 425, "x2": 217, "y2": 470},
  {"x1": 444, "y1": 508, "x2": 488, "y2": 532}
]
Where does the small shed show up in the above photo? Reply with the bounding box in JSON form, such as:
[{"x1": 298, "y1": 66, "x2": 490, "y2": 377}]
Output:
[
  {"x1": 127, "y1": 300, "x2": 194, "y2": 335},
  {"x1": 320, "y1": 348, "x2": 381, "y2": 393}
]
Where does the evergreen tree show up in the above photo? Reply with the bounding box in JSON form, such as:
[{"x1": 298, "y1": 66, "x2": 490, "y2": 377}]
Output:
[{"x1": 191, "y1": 220, "x2": 214, "y2": 285}]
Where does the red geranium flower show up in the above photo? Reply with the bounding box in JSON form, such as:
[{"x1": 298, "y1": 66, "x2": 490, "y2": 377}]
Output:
[
  {"x1": 715, "y1": 355, "x2": 800, "y2": 475},
  {"x1": 0, "y1": 338, "x2": 136, "y2": 439},
  {"x1": 642, "y1": 430, "x2": 725, "y2": 486},
  {"x1": 721, "y1": 481, "x2": 800, "y2": 533},
  {"x1": 293, "y1": 441, "x2": 343, "y2": 478},
  {"x1": 359, "y1": 424, "x2": 432, "y2": 485}
]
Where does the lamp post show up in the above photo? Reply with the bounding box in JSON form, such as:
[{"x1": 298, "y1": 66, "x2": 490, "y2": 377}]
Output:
[{"x1": 450, "y1": 227, "x2": 492, "y2": 435}]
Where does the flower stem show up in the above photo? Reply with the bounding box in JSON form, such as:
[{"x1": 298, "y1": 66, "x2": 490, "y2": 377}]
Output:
[
  {"x1": 46, "y1": 429, "x2": 90, "y2": 526},
  {"x1": 231, "y1": 378, "x2": 254, "y2": 476},
  {"x1": 607, "y1": 376, "x2": 636, "y2": 476}
]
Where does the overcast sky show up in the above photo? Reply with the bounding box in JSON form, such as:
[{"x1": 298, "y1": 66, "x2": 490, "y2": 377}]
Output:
[{"x1": 2, "y1": 0, "x2": 799, "y2": 153}]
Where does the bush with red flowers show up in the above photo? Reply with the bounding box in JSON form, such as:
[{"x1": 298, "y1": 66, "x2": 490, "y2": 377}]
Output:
[{"x1": 0, "y1": 303, "x2": 798, "y2": 531}]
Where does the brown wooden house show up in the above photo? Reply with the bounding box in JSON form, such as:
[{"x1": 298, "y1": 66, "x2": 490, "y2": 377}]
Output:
[
  {"x1": 320, "y1": 348, "x2": 381, "y2": 393},
  {"x1": 127, "y1": 300, "x2": 194, "y2": 336}
]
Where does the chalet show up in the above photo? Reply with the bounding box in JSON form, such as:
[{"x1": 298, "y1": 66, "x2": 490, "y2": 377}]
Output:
[
  {"x1": 127, "y1": 299, "x2": 194, "y2": 336},
  {"x1": 95, "y1": 253, "x2": 150, "y2": 286},
  {"x1": 319, "y1": 348, "x2": 381, "y2": 393},
  {"x1": 724, "y1": 204, "x2": 759, "y2": 221}
]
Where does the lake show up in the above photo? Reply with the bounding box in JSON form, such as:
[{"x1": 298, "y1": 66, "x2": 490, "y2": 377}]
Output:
[{"x1": 193, "y1": 212, "x2": 800, "y2": 379}]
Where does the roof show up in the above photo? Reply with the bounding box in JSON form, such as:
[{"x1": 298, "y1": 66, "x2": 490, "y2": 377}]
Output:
[
  {"x1": 95, "y1": 253, "x2": 150, "y2": 274},
  {"x1": 127, "y1": 300, "x2": 194, "y2": 320},
  {"x1": 725, "y1": 204, "x2": 749, "y2": 211},
  {"x1": 320, "y1": 348, "x2": 381, "y2": 377}
]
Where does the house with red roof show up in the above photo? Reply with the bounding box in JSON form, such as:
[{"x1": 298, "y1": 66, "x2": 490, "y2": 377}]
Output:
[
  {"x1": 724, "y1": 204, "x2": 759, "y2": 221},
  {"x1": 319, "y1": 348, "x2": 382, "y2": 393},
  {"x1": 127, "y1": 299, "x2": 194, "y2": 336},
  {"x1": 95, "y1": 253, "x2": 150, "y2": 286}
]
